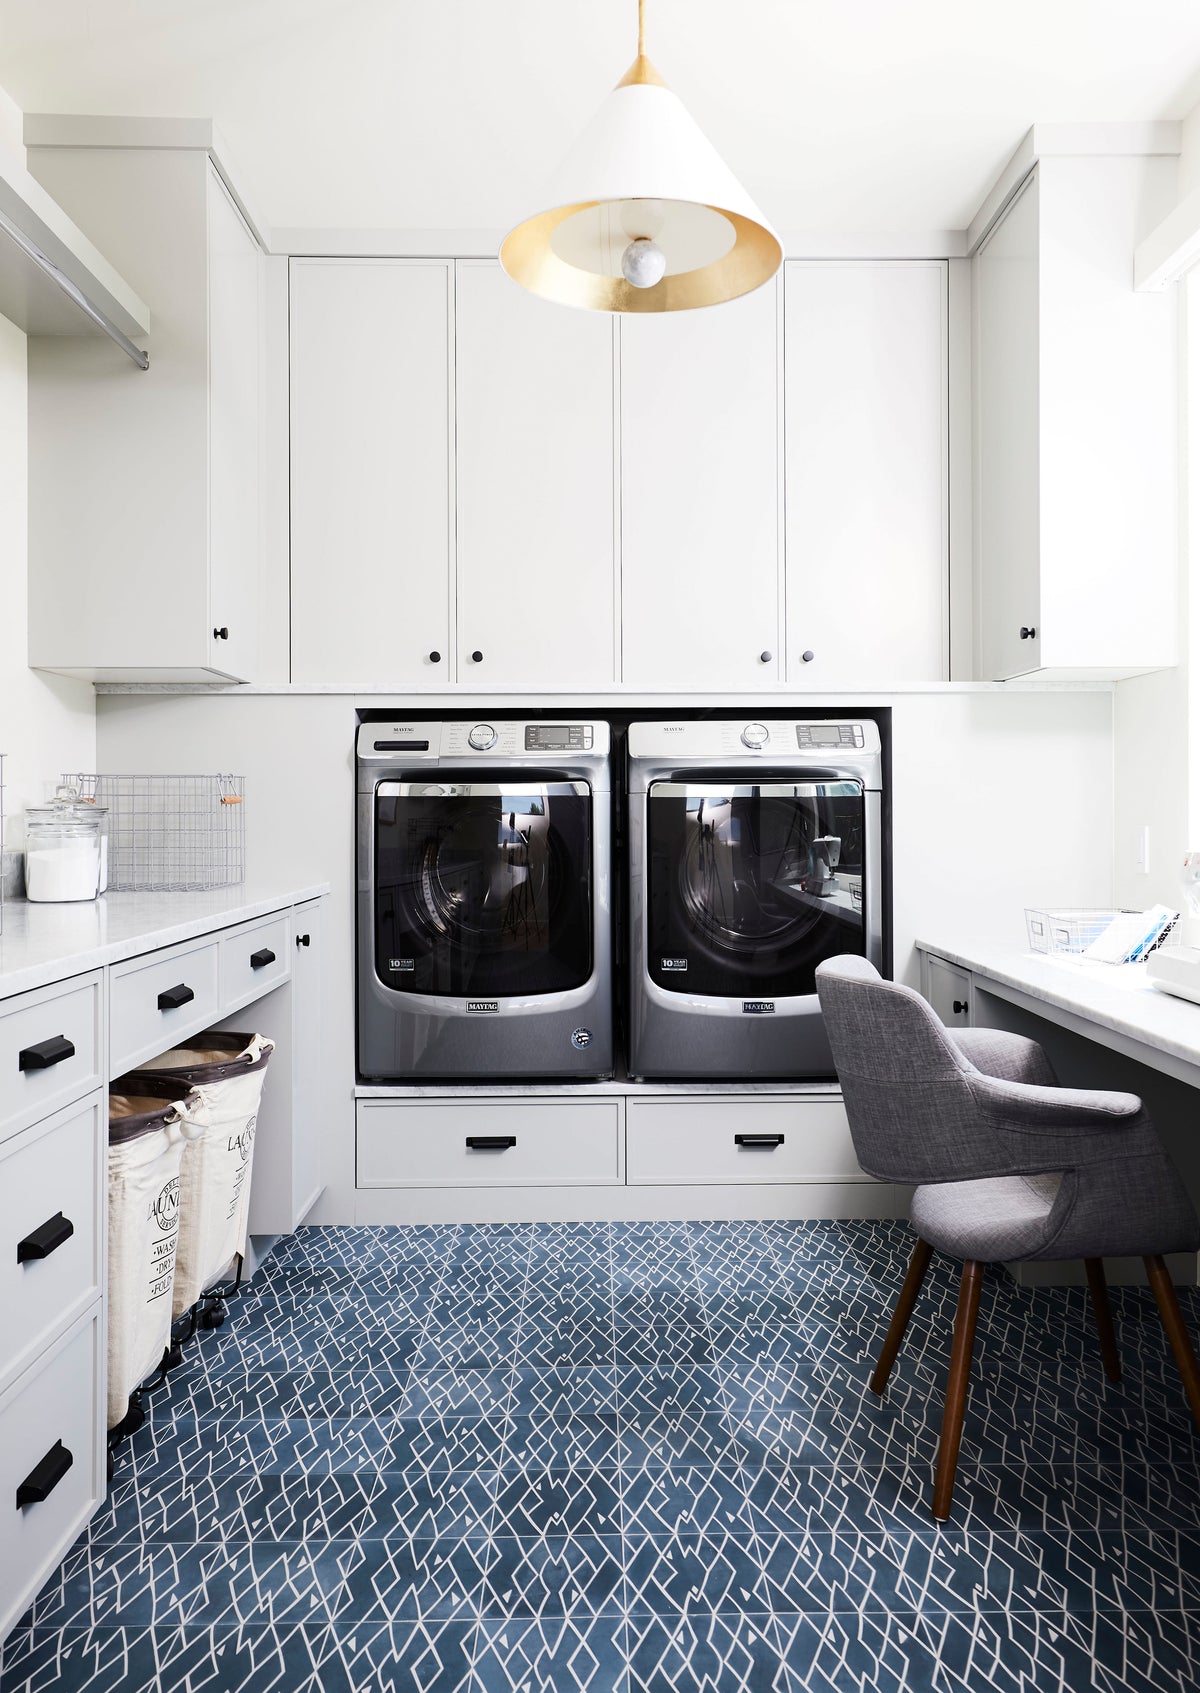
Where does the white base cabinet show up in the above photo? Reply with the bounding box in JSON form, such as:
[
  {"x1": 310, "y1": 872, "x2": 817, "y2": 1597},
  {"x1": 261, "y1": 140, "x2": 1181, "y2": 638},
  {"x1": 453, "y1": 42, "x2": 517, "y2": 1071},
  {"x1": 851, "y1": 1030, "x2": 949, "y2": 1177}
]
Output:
[{"x1": 27, "y1": 143, "x2": 262, "y2": 683}]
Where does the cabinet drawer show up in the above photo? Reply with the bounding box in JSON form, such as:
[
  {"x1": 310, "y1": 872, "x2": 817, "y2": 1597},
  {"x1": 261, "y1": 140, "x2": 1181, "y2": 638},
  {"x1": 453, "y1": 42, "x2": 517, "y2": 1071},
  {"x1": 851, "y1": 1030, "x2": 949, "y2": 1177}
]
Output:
[
  {"x1": 357, "y1": 1099, "x2": 624, "y2": 1188},
  {"x1": 220, "y1": 912, "x2": 292, "y2": 1014},
  {"x1": 0, "y1": 1306, "x2": 103, "y2": 1641},
  {"x1": 922, "y1": 955, "x2": 972, "y2": 1026},
  {"x1": 0, "y1": 1095, "x2": 103, "y2": 1393},
  {"x1": 626, "y1": 1097, "x2": 862, "y2": 1185},
  {"x1": 110, "y1": 939, "x2": 220, "y2": 1076},
  {"x1": 0, "y1": 974, "x2": 102, "y2": 1143}
]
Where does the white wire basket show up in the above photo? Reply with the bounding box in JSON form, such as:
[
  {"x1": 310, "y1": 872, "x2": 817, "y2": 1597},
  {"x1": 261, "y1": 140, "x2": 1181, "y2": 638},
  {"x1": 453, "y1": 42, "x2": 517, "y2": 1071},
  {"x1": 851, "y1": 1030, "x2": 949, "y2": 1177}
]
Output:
[{"x1": 63, "y1": 774, "x2": 245, "y2": 892}]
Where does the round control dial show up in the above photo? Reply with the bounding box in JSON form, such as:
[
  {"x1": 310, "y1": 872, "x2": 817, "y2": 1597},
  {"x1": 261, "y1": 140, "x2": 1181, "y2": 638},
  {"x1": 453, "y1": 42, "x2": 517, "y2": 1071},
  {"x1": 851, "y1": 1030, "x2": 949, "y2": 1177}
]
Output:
[
  {"x1": 741, "y1": 723, "x2": 770, "y2": 749},
  {"x1": 467, "y1": 723, "x2": 497, "y2": 751}
]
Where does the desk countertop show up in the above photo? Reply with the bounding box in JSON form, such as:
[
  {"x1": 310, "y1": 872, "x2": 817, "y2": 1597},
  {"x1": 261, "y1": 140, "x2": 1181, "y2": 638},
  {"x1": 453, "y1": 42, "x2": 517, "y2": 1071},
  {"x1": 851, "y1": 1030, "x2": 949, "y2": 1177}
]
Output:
[
  {"x1": 0, "y1": 881, "x2": 330, "y2": 1000},
  {"x1": 916, "y1": 936, "x2": 1200, "y2": 1076}
]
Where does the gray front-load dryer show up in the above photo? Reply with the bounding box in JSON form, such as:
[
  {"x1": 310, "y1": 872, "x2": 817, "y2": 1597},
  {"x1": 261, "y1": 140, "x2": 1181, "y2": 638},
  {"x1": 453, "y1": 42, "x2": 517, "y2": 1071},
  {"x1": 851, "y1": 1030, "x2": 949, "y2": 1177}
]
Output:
[
  {"x1": 357, "y1": 718, "x2": 613, "y2": 1081},
  {"x1": 628, "y1": 718, "x2": 884, "y2": 1080}
]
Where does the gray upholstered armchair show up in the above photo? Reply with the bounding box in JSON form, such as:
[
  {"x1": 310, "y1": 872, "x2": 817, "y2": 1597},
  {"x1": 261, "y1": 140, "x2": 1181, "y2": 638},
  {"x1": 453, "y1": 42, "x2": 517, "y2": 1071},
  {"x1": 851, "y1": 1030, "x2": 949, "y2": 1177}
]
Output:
[{"x1": 815, "y1": 954, "x2": 1200, "y2": 1519}]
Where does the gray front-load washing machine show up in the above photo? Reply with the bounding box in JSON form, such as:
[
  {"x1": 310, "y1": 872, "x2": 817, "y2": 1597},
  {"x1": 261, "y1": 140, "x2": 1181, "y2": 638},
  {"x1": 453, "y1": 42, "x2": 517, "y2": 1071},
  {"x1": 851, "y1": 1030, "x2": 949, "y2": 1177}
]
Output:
[
  {"x1": 627, "y1": 717, "x2": 884, "y2": 1079},
  {"x1": 357, "y1": 718, "x2": 613, "y2": 1080}
]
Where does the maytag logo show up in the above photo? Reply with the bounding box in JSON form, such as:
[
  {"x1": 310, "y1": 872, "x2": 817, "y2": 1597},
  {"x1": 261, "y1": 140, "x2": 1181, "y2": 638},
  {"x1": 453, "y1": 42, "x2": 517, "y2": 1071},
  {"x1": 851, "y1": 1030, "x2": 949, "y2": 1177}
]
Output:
[
  {"x1": 467, "y1": 1000, "x2": 499, "y2": 1014},
  {"x1": 742, "y1": 1001, "x2": 776, "y2": 1014},
  {"x1": 660, "y1": 957, "x2": 688, "y2": 972}
]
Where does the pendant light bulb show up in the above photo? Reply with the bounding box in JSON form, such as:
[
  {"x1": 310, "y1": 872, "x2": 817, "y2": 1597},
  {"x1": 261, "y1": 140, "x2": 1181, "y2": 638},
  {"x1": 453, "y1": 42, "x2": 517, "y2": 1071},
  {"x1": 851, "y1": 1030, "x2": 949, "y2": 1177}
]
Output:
[{"x1": 622, "y1": 237, "x2": 667, "y2": 289}]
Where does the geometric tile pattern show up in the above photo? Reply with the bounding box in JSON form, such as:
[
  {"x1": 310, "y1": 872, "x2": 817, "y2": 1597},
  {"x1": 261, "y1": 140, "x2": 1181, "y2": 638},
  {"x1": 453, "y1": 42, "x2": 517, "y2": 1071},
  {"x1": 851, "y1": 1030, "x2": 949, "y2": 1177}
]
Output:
[{"x1": 3, "y1": 1219, "x2": 1200, "y2": 1691}]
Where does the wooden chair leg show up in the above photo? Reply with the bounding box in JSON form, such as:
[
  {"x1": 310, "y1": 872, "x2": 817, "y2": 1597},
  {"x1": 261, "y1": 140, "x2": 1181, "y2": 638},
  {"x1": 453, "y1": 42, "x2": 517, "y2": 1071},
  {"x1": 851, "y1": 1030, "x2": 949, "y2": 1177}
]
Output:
[
  {"x1": 932, "y1": 1260, "x2": 983, "y2": 1522},
  {"x1": 870, "y1": 1237, "x2": 934, "y2": 1396},
  {"x1": 1084, "y1": 1257, "x2": 1121, "y2": 1384},
  {"x1": 1145, "y1": 1255, "x2": 1200, "y2": 1430}
]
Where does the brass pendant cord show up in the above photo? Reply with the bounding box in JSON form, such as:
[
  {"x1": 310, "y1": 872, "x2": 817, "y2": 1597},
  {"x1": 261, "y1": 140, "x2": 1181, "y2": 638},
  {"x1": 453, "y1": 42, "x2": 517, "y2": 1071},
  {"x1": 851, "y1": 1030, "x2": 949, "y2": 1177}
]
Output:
[{"x1": 638, "y1": 0, "x2": 646, "y2": 57}]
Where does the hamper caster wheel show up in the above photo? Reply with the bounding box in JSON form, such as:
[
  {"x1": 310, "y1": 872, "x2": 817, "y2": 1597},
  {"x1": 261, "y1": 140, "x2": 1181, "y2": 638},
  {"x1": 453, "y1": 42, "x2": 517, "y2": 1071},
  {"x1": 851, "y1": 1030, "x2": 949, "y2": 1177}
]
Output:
[
  {"x1": 200, "y1": 1296, "x2": 228, "y2": 1329},
  {"x1": 164, "y1": 1341, "x2": 184, "y2": 1371}
]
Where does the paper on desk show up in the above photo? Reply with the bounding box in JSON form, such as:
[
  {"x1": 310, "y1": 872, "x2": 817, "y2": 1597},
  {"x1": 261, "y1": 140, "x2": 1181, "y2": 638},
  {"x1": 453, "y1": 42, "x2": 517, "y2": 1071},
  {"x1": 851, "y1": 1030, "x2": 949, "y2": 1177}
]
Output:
[{"x1": 1082, "y1": 905, "x2": 1179, "y2": 964}]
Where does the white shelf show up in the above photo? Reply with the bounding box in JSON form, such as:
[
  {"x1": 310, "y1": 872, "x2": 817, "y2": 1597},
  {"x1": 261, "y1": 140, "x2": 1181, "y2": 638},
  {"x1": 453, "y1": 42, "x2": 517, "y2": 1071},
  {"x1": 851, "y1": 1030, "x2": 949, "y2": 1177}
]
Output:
[{"x1": 0, "y1": 138, "x2": 149, "y2": 352}]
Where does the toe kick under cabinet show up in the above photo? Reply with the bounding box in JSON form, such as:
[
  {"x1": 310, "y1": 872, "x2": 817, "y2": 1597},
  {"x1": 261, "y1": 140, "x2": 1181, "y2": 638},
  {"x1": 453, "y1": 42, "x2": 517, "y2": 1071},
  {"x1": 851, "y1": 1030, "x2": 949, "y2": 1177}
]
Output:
[{"x1": 0, "y1": 886, "x2": 327, "y2": 1643}]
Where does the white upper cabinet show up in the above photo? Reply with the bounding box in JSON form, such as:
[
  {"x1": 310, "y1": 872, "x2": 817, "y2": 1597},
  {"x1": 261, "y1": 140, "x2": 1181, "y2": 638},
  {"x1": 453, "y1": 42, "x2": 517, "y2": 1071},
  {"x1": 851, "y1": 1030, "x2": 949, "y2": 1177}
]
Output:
[
  {"x1": 290, "y1": 259, "x2": 452, "y2": 685},
  {"x1": 27, "y1": 146, "x2": 262, "y2": 683},
  {"x1": 454, "y1": 261, "x2": 616, "y2": 687},
  {"x1": 784, "y1": 261, "x2": 947, "y2": 685},
  {"x1": 619, "y1": 282, "x2": 781, "y2": 687},
  {"x1": 975, "y1": 157, "x2": 1178, "y2": 680}
]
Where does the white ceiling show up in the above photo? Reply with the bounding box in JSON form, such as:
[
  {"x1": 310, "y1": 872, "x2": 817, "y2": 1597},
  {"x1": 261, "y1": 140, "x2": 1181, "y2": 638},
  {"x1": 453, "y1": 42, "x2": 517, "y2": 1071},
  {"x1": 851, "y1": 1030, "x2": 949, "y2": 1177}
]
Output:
[{"x1": 1, "y1": 0, "x2": 1199, "y2": 235}]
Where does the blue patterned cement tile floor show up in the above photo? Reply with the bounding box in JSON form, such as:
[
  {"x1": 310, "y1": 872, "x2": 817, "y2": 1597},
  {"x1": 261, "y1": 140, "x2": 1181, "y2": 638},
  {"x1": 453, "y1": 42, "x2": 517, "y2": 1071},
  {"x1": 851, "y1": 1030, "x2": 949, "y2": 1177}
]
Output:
[{"x1": 4, "y1": 1219, "x2": 1200, "y2": 1692}]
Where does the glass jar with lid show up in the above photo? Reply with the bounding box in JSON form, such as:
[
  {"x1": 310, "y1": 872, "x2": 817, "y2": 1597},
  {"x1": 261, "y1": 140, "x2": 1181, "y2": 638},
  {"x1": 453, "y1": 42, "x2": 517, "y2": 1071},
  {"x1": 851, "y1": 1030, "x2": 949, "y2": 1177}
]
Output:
[{"x1": 25, "y1": 787, "x2": 103, "y2": 903}]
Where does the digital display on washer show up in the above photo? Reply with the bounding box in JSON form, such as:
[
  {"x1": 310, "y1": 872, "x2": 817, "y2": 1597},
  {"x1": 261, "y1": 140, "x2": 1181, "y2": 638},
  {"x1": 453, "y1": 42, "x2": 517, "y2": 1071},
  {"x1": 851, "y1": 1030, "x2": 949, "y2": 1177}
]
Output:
[
  {"x1": 797, "y1": 725, "x2": 864, "y2": 749},
  {"x1": 525, "y1": 725, "x2": 593, "y2": 751}
]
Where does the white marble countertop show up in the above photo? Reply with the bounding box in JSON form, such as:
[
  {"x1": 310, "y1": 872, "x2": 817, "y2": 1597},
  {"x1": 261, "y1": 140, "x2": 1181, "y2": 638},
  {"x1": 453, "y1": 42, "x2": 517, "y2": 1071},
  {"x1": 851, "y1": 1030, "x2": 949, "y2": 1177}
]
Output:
[
  {"x1": 917, "y1": 935, "x2": 1200, "y2": 1076},
  {"x1": 0, "y1": 881, "x2": 330, "y2": 1000}
]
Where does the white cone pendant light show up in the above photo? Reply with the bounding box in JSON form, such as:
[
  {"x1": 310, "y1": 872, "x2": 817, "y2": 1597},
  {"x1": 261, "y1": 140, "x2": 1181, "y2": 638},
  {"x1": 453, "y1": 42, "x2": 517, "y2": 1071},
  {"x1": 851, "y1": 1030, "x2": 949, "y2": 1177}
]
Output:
[{"x1": 501, "y1": 0, "x2": 781, "y2": 312}]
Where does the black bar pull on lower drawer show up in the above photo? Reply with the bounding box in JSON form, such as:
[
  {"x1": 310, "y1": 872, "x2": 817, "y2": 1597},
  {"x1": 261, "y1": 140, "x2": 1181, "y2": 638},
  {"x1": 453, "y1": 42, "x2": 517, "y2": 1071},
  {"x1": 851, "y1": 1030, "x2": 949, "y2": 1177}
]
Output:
[
  {"x1": 734, "y1": 1133, "x2": 786, "y2": 1148},
  {"x1": 249, "y1": 948, "x2": 276, "y2": 970},
  {"x1": 157, "y1": 983, "x2": 195, "y2": 1011},
  {"x1": 465, "y1": 1135, "x2": 517, "y2": 1151},
  {"x1": 17, "y1": 1212, "x2": 74, "y2": 1263},
  {"x1": 18, "y1": 1035, "x2": 75, "y2": 1072},
  {"x1": 16, "y1": 1440, "x2": 73, "y2": 1508}
]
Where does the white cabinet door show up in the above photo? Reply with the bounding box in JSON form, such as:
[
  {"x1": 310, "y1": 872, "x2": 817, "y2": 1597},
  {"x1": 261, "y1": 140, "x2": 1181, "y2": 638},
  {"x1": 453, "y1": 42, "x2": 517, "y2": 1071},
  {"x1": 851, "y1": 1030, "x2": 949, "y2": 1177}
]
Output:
[
  {"x1": 921, "y1": 955, "x2": 972, "y2": 1027},
  {"x1": 620, "y1": 283, "x2": 781, "y2": 687},
  {"x1": 290, "y1": 260, "x2": 452, "y2": 684},
  {"x1": 455, "y1": 262, "x2": 616, "y2": 687},
  {"x1": 207, "y1": 166, "x2": 261, "y2": 684},
  {"x1": 784, "y1": 262, "x2": 947, "y2": 685},
  {"x1": 976, "y1": 173, "x2": 1042, "y2": 681}
]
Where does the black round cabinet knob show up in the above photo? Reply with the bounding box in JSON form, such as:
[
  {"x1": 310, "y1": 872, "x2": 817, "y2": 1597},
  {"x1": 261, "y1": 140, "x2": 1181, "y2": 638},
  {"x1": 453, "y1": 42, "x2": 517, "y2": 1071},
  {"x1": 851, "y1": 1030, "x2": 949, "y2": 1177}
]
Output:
[
  {"x1": 800, "y1": 649, "x2": 815, "y2": 663},
  {"x1": 471, "y1": 650, "x2": 484, "y2": 664},
  {"x1": 1019, "y1": 626, "x2": 1037, "y2": 640},
  {"x1": 212, "y1": 626, "x2": 229, "y2": 641},
  {"x1": 759, "y1": 651, "x2": 772, "y2": 664},
  {"x1": 953, "y1": 999, "x2": 968, "y2": 1015},
  {"x1": 428, "y1": 650, "x2": 441, "y2": 664}
]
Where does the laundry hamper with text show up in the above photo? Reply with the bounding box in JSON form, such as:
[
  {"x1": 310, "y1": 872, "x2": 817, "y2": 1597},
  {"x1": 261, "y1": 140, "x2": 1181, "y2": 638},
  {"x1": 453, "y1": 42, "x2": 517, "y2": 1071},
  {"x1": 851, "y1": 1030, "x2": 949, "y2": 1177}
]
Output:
[
  {"x1": 107, "y1": 1085, "x2": 202, "y2": 1432},
  {"x1": 131, "y1": 1032, "x2": 275, "y2": 1325}
]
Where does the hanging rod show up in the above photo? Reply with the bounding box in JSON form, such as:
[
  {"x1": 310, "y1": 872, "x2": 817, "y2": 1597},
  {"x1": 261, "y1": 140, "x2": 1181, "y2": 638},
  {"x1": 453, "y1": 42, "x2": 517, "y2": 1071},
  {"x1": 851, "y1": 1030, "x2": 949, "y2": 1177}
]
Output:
[{"x1": 0, "y1": 204, "x2": 149, "y2": 369}]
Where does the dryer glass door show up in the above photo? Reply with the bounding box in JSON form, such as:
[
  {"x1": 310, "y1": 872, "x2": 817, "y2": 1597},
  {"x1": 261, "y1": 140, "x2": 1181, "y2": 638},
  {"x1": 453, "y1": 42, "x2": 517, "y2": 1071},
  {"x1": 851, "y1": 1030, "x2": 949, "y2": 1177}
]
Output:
[
  {"x1": 374, "y1": 780, "x2": 594, "y2": 998},
  {"x1": 646, "y1": 780, "x2": 866, "y2": 996}
]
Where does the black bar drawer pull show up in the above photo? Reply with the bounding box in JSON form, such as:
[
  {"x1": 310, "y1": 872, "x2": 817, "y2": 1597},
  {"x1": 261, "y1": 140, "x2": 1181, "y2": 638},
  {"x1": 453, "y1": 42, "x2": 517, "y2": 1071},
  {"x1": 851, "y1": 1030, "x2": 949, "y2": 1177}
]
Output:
[
  {"x1": 17, "y1": 1212, "x2": 74, "y2": 1264},
  {"x1": 249, "y1": 949, "x2": 276, "y2": 970},
  {"x1": 157, "y1": 984, "x2": 195, "y2": 1011},
  {"x1": 16, "y1": 1440, "x2": 73, "y2": 1509},
  {"x1": 735, "y1": 1133, "x2": 786, "y2": 1148},
  {"x1": 18, "y1": 1035, "x2": 76, "y2": 1072},
  {"x1": 465, "y1": 1135, "x2": 517, "y2": 1151}
]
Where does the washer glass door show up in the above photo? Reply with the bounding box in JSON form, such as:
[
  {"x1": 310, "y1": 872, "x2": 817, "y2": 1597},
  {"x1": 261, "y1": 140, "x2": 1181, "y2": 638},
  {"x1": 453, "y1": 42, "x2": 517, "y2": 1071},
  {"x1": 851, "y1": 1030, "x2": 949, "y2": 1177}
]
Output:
[
  {"x1": 374, "y1": 780, "x2": 594, "y2": 997},
  {"x1": 646, "y1": 780, "x2": 866, "y2": 996}
]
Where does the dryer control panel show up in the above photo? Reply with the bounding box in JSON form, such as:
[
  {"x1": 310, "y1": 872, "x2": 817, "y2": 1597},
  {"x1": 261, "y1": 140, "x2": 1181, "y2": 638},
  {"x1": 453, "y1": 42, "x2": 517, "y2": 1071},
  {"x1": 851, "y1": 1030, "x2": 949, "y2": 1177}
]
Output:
[{"x1": 627, "y1": 719, "x2": 880, "y2": 760}]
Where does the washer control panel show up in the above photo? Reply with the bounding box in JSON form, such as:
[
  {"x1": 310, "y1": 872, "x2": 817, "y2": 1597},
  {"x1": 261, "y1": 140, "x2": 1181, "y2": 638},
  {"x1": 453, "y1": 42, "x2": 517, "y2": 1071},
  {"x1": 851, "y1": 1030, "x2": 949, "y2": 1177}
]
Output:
[
  {"x1": 467, "y1": 723, "x2": 498, "y2": 750},
  {"x1": 525, "y1": 725, "x2": 594, "y2": 751},
  {"x1": 796, "y1": 724, "x2": 865, "y2": 749}
]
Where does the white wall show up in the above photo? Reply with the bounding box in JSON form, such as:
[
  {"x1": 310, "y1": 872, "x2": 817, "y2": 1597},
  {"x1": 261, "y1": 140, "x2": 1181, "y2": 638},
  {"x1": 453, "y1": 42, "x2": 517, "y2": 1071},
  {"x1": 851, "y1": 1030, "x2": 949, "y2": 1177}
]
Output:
[
  {"x1": 95, "y1": 686, "x2": 1115, "y2": 1222},
  {"x1": 0, "y1": 315, "x2": 95, "y2": 852}
]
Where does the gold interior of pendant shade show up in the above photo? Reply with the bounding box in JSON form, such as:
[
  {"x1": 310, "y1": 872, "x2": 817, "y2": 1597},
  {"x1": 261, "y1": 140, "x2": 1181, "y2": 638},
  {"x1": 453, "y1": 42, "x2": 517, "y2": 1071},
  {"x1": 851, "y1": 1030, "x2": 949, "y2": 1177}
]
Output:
[{"x1": 500, "y1": 202, "x2": 782, "y2": 312}]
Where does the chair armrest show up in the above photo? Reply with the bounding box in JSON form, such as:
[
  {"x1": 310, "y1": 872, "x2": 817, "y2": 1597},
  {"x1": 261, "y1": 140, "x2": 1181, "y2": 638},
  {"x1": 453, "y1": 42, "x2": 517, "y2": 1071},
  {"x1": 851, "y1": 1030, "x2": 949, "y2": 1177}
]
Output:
[
  {"x1": 971, "y1": 1072, "x2": 1144, "y2": 1134},
  {"x1": 950, "y1": 1028, "x2": 1056, "y2": 1087}
]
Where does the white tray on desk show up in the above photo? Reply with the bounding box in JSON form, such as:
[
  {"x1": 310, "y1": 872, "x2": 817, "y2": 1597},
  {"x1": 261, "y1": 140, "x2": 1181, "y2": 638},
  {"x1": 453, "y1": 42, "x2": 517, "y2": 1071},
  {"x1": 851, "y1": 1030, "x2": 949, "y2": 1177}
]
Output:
[{"x1": 1147, "y1": 945, "x2": 1200, "y2": 1007}]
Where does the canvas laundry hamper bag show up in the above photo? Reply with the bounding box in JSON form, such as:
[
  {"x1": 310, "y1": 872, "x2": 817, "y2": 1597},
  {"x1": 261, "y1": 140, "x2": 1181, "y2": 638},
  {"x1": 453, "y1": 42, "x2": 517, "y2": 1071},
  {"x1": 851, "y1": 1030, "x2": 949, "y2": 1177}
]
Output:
[
  {"x1": 107, "y1": 1085, "x2": 201, "y2": 1430},
  {"x1": 131, "y1": 1032, "x2": 275, "y2": 1316}
]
